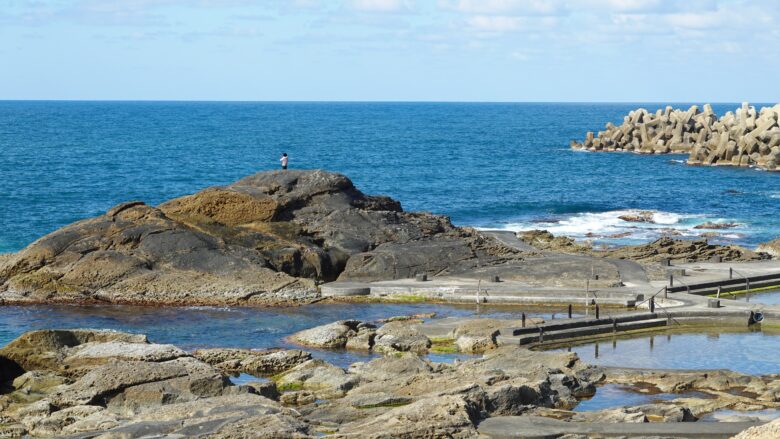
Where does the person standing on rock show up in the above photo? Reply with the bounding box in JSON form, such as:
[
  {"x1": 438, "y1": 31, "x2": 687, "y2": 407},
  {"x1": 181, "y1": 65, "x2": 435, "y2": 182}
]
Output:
[{"x1": 280, "y1": 153, "x2": 288, "y2": 170}]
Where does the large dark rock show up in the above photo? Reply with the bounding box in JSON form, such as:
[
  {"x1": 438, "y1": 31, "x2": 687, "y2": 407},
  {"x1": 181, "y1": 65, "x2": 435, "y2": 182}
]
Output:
[{"x1": 0, "y1": 170, "x2": 523, "y2": 306}]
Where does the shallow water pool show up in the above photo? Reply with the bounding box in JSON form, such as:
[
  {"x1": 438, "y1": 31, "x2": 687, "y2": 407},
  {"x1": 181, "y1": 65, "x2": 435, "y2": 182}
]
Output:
[
  {"x1": 0, "y1": 302, "x2": 565, "y2": 368},
  {"x1": 573, "y1": 384, "x2": 712, "y2": 412},
  {"x1": 700, "y1": 408, "x2": 780, "y2": 422},
  {"x1": 551, "y1": 330, "x2": 780, "y2": 376},
  {"x1": 733, "y1": 289, "x2": 780, "y2": 305}
]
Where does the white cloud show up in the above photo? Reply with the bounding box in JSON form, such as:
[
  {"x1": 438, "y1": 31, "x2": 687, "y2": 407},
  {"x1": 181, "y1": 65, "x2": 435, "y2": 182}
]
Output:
[
  {"x1": 440, "y1": 0, "x2": 567, "y2": 16},
  {"x1": 349, "y1": 0, "x2": 413, "y2": 12}
]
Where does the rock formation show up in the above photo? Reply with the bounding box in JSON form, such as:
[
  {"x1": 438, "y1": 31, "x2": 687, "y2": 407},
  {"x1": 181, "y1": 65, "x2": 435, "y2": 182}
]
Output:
[
  {"x1": 518, "y1": 230, "x2": 766, "y2": 263},
  {"x1": 571, "y1": 103, "x2": 780, "y2": 171},
  {"x1": 0, "y1": 170, "x2": 524, "y2": 306},
  {"x1": 0, "y1": 329, "x2": 599, "y2": 438}
]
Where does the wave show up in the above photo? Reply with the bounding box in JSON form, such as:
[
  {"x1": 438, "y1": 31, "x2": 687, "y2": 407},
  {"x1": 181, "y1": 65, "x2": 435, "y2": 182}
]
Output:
[{"x1": 484, "y1": 209, "x2": 747, "y2": 247}]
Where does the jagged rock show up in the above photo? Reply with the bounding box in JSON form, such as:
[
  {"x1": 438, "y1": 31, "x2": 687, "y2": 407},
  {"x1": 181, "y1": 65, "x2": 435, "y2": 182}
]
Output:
[
  {"x1": 0, "y1": 170, "x2": 522, "y2": 306},
  {"x1": 372, "y1": 321, "x2": 431, "y2": 355},
  {"x1": 193, "y1": 348, "x2": 311, "y2": 376},
  {"x1": 604, "y1": 237, "x2": 767, "y2": 263},
  {"x1": 517, "y1": 230, "x2": 590, "y2": 253}
]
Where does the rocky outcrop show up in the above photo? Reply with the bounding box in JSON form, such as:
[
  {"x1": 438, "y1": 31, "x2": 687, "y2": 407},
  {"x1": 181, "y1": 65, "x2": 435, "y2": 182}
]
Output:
[
  {"x1": 0, "y1": 170, "x2": 523, "y2": 306},
  {"x1": 0, "y1": 329, "x2": 306, "y2": 438},
  {"x1": 603, "y1": 236, "x2": 768, "y2": 263},
  {"x1": 571, "y1": 103, "x2": 780, "y2": 171},
  {"x1": 518, "y1": 230, "x2": 766, "y2": 263},
  {"x1": 758, "y1": 237, "x2": 780, "y2": 259},
  {"x1": 291, "y1": 320, "x2": 376, "y2": 350},
  {"x1": 193, "y1": 348, "x2": 312, "y2": 376},
  {"x1": 517, "y1": 230, "x2": 590, "y2": 253},
  {"x1": 9, "y1": 328, "x2": 775, "y2": 438}
]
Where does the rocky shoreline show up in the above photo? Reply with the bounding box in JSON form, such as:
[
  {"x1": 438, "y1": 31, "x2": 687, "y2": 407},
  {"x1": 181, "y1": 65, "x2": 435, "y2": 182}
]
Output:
[
  {"x1": 1, "y1": 323, "x2": 778, "y2": 438},
  {"x1": 1, "y1": 169, "x2": 773, "y2": 308},
  {"x1": 571, "y1": 103, "x2": 780, "y2": 171}
]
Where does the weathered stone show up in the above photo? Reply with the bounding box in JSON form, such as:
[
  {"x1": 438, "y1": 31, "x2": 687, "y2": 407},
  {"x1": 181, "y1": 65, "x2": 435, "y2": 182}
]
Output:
[
  {"x1": 194, "y1": 348, "x2": 311, "y2": 376},
  {"x1": 275, "y1": 360, "x2": 359, "y2": 398},
  {"x1": 0, "y1": 170, "x2": 523, "y2": 306},
  {"x1": 292, "y1": 320, "x2": 366, "y2": 349},
  {"x1": 332, "y1": 395, "x2": 480, "y2": 438},
  {"x1": 373, "y1": 321, "x2": 431, "y2": 355}
]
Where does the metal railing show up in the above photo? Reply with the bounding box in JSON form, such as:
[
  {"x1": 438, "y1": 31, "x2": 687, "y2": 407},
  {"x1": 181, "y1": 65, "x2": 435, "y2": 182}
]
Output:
[
  {"x1": 634, "y1": 285, "x2": 682, "y2": 327},
  {"x1": 729, "y1": 267, "x2": 751, "y2": 303}
]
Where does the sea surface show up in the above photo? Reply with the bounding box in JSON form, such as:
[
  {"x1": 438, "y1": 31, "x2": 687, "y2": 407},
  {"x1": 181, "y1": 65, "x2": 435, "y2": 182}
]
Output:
[{"x1": 2, "y1": 101, "x2": 780, "y2": 254}]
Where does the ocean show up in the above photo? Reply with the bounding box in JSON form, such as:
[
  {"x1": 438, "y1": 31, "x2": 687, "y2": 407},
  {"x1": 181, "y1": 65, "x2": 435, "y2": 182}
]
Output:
[{"x1": 2, "y1": 101, "x2": 780, "y2": 254}]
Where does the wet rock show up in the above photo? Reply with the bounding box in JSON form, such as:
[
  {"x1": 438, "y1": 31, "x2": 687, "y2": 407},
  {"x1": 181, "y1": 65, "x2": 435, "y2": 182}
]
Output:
[
  {"x1": 372, "y1": 321, "x2": 431, "y2": 355},
  {"x1": 694, "y1": 221, "x2": 740, "y2": 230},
  {"x1": 193, "y1": 348, "x2": 311, "y2": 376},
  {"x1": 618, "y1": 211, "x2": 656, "y2": 223}
]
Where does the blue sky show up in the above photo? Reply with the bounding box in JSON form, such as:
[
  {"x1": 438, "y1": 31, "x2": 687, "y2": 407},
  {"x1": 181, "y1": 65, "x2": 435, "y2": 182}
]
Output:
[{"x1": 2, "y1": 0, "x2": 779, "y2": 102}]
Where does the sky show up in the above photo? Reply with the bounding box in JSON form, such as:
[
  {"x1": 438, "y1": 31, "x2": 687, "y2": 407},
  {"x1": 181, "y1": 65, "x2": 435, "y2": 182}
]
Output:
[{"x1": 2, "y1": 0, "x2": 780, "y2": 102}]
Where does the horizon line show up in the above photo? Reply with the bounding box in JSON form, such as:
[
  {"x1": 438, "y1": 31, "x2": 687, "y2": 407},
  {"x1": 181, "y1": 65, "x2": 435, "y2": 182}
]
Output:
[{"x1": 0, "y1": 99, "x2": 775, "y2": 105}]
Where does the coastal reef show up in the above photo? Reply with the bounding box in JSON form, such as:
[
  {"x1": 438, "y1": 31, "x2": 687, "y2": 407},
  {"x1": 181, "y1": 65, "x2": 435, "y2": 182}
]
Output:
[
  {"x1": 2, "y1": 327, "x2": 778, "y2": 438},
  {"x1": 571, "y1": 102, "x2": 780, "y2": 171},
  {"x1": 0, "y1": 170, "x2": 522, "y2": 306}
]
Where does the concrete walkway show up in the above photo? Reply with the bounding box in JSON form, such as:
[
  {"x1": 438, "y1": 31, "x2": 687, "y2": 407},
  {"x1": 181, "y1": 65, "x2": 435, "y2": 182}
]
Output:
[{"x1": 477, "y1": 415, "x2": 761, "y2": 438}]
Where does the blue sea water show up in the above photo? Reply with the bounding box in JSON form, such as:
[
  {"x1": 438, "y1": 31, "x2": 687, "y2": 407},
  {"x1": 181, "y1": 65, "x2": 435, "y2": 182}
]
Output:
[
  {"x1": 0, "y1": 303, "x2": 557, "y2": 368},
  {"x1": 2, "y1": 101, "x2": 780, "y2": 254}
]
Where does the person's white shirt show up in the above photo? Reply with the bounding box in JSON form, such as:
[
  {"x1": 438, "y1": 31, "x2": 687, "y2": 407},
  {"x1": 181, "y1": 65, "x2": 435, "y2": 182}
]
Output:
[{"x1": 280, "y1": 155, "x2": 288, "y2": 167}]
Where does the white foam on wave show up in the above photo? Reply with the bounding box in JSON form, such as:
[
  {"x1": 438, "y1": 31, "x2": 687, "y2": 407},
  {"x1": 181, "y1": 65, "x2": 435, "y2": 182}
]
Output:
[{"x1": 485, "y1": 209, "x2": 746, "y2": 246}]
